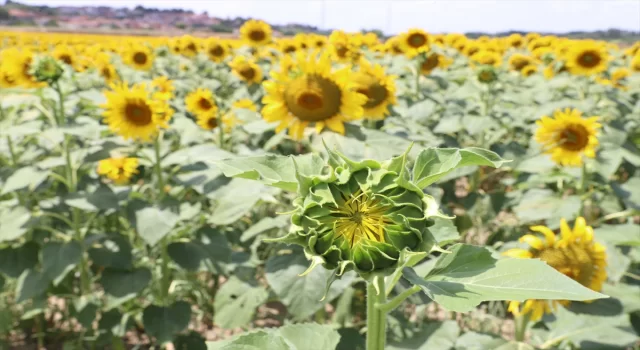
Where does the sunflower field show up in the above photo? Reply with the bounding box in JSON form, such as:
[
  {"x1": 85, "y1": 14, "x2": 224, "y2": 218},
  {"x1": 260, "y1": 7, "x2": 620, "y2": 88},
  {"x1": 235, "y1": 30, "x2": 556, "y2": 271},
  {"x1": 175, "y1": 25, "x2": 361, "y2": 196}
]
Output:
[{"x1": 0, "y1": 21, "x2": 639, "y2": 350}]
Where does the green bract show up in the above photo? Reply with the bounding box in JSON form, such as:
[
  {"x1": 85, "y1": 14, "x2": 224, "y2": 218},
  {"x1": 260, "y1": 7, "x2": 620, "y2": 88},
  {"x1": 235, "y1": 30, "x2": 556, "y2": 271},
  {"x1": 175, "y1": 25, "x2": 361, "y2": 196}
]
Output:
[
  {"x1": 274, "y1": 146, "x2": 442, "y2": 279},
  {"x1": 32, "y1": 56, "x2": 64, "y2": 84}
]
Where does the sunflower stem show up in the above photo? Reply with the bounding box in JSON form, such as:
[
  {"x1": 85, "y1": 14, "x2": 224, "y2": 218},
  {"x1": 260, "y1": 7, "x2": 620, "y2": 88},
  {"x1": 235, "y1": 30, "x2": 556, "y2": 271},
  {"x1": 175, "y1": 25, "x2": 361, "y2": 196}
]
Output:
[
  {"x1": 217, "y1": 110, "x2": 225, "y2": 150},
  {"x1": 377, "y1": 285, "x2": 420, "y2": 313},
  {"x1": 414, "y1": 61, "x2": 421, "y2": 98},
  {"x1": 153, "y1": 133, "x2": 165, "y2": 202},
  {"x1": 514, "y1": 313, "x2": 530, "y2": 342},
  {"x1": 366, "y1": 278, "x2": 387, "y2": 350}
]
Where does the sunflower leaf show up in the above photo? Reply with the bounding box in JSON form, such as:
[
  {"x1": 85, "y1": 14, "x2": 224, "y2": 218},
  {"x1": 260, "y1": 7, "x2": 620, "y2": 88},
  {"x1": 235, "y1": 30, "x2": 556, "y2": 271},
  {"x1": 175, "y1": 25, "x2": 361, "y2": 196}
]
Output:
[
  {"x1": 402, "y1": 244, "x2": 607, "y2": 313},
  {"x1": 413, "y1": 148, "x2": 509, "y2": 189}
]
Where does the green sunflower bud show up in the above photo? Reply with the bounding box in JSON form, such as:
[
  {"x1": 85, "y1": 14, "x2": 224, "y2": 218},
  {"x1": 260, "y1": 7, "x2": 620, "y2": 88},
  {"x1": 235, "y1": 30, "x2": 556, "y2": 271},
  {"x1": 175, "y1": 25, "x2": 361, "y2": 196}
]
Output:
[
  {"x1": 278, "y1": 145, "x2": 442, "y2": 280},
  {"x1": 477, "y1": 65, "x2": 498, "y2": 84},
  {"x1": 33, "y1": 56, "x2": 64, "y2": 85}
]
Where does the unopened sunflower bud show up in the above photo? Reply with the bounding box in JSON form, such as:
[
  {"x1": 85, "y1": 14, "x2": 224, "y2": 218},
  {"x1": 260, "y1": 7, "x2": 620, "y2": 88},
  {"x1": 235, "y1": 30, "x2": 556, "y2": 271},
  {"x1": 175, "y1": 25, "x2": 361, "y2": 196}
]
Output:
[
  {"x1": 33, "y1": 56, "x2": 64, "y2": 84},
  {"x1": 477, "y1": 65, "x2": 498, "y2": 84}
]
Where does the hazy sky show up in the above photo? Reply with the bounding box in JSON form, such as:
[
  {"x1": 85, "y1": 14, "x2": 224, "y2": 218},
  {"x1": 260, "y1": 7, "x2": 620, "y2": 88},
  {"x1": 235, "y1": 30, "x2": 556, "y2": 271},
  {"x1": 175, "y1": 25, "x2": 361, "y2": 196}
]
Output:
[{"x1": 11, "y1": 0, "x2": 640, "y2": 34}]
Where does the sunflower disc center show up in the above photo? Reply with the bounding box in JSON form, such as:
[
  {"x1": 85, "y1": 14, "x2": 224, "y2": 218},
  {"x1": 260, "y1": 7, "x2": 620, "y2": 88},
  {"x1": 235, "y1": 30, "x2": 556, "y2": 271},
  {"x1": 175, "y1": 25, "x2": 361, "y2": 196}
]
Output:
[
  {"x1": 297, "y1": 92, "x2": 324, "y2": 110},
  {"x1": 198, "y1": 97, "x2": 213, "y2": 111},
  {"x1": 249, "y1": 30, "x2": 266, "y2": 42},
  {"x1": 408, "y1": 33, "x2": 427, "y2": 48},
  {"x1": 240, "y1": 67, "x2": 256, "y2": 80},
  {"x1": 210, "y1": 45, "x2": 224, "y2": 56},
  {"x1": 285, "y1": 74, "x2": 342, "y2": 122},
  {"x1": 559, "y1": 124, "x2": 589, "y2": 151},
  {"x1": 577, "y1": 51, "x2": 601, "y2": 68},
  {"x1": 133, "y1": 52, "x2": 148, "y2": 65},
  {"x1": 125, "y1": 102, "x2": 152, "y2": 126}
]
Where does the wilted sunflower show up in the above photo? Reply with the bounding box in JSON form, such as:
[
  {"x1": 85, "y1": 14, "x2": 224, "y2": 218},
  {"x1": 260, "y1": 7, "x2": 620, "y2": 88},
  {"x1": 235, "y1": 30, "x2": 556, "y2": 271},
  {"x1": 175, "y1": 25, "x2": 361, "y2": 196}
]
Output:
[
  {"x1": 521, "y1": 64, "x2": 538, "y2": 77},
  {"x1": 229, "y1": 56, "x2": 263, "y2": 85},
  {"x1": 419, "y1": 52, "x2": 452, "y2": 75},
  {"x1": 262, "y1": 51, "x2": 367, "y2": 140},
  {"x1": 470, "y1": 50, "x2": 503, "y2": 67},
  {"x1": 504, "y1": 217, "x2": 607, "y2": 321},
  {"x1": 97, "y1": 157, "x2": 139, "y2": 185},
  {"x1": 205, "y1": 38, "x2": 229, "y2": 63},
  {"x1": 508, "y1": 53, "x2": 536, "y2": 72},
  {"x1": 123, "y1": 46, "x2": 154, "y2": 71},
  {"x1": 185, "y1": 88, "x2": 217, "y2": 119},
  {"x1": 101, "y1": 82, "x2": 172, "y2": 141},
  {"x1": 150, "y1": 76, "x2": 175, "y2": 100},
  {"x1": 565, "y1": 41, "x2": 609, "y2": 76},
  {"x1": 399, "y1": 29, "x2": 430, "y2": 58},
  {"x1": 240, "y1": 19, "x2": 272, "y2": 47},
  {"x1": 535, "y1": 108, "x2": 601, "y2": 167},
  {"x1": 352, "y1": 60, "x2": 397, "y2": 120}
]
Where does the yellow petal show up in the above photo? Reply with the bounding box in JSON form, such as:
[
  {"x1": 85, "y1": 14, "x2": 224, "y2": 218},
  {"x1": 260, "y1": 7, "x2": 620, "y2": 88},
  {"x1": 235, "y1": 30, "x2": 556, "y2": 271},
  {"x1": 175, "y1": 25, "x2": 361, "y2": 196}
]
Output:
[
  {"x1": 530, "y1": 225, "x2": 556, "y2": 246},
  {"x1": 520, "y1": 234, "x2": 544, "y2": 250},
  {"x1": 503, "y1": 249, "x2": 533, "y2": 259},
  {"x1": 560, "y1": 218, "x2": 573, "y2": 241}
]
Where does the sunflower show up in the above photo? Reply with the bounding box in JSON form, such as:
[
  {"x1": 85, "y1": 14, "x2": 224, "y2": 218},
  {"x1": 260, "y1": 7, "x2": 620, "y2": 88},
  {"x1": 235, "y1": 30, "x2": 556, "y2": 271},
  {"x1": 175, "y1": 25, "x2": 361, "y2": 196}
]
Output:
[
  {"x1": 278, "y1": 38, "x2": 299, "y2": 54},
  {"x1": 229, "y1": 56, "x2": 263, "y2": 85},
  {"x1": 463, "y1": 42, "x2": 482, "y2": 57},
  {"x1": 261, "y1": 51, "x2": 367, "y2": 140},
  {"x1": 329, "y1": 30, "x2": 360, "y2": 63},
  {"x1": 506, "y1": 33, "x2": 524, "y2": 48},
  {"x1": 535, "y1": 108, "x2": 601, "y2": 167},
  {"x1": 1, "y1": 49, "x2": 42, "y2": 88},
  {"x1": 240, "y1": 19, "x2": 272, "y2": 47},
  {"x1": 504, "y1": 217, "x2": 607, "y2": 322},
  {"x1": 543, "y1": 61, "x2": 568, "y2": 79},
  {"x1": 352, "y1": 60, "x2": 397, "y2": 120},
  {"x1": 185, "y1": 88, "x2": 218, "y2": 119},
  {"x1": 123, "y1": 46, "x2": 154, "y2": 71},
  {"x1": 219, "y1": 98, "x2": 257, "y2": 131},
  {"x1": 180, "y1": 35, "x2": 199, "y2": 57},
  {"x1": 293, "y1": 33, "x2": 310, "y2": 50},
  {"x1": 399, "y1": 28, "x2": 430, "y2": 58},
  {"x1": 470, "y1": 50, "x2": 503, "y2": 67},
  {"x1": 596, "y1": 68, "x2": 630, "y2": 90},
  {"x1": 419, "y1": 52, "x2": 452, "y2": 75},
  {"x1": 630, "y1": 54, "x2": 640, "y2": 72},
  {"x1": 98, "y1": 61, "x2": 119, "y2": 83},
  {"x1": 0, "y1": 68, "x2": 18, "y2": 88},
  {"x1": 385, "y1": 36, "x2": 405, "y2": 55},
  {"x1": 97, "y1": 157, "x2": 139, "y2": 185},
  {"x1": 309, "y1": 34, "x2": 328, "y2": 49},
  {"x1": 151, "y1": 76, "x2": 175, "y2": 100},
  {"x1": 52, "y1": 45, "x2": 75, "y2": 66},
  {"x1": 564, "y1": 41, "x2": 609, "y2": 76},
  {"x1": 101, "y1": 82, "x2": 172, "y2": 141},
  {"x1": 521, "y1": 64, "x2": 538, "y2": 77},
  {"x1": 508, "y1": 53, "x2": 536, "y2": 72}
]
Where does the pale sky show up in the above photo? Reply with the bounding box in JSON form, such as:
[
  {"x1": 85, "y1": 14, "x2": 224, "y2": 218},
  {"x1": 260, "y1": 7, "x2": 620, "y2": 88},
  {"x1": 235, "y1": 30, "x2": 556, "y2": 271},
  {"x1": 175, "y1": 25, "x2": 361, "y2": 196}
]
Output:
[{"x1": 11, "y1": 0, "x2": 640, "y2": 34}]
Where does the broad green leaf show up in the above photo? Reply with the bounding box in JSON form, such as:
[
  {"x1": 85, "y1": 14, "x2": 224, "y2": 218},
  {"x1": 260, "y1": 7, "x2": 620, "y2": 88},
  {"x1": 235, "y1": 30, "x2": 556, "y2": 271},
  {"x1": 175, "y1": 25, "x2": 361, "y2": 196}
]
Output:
[
  {"x1": 72, "y1": 297, "x2": 98, "y2": 329},
  {"x1": 611, "y1": 176, "x2": 640, "y2": 210},
  {"x1": 428, "y1": 217, "x2": 460, "y2": 246},
  {"x1": 537, "y1": 306, "x2": 637, "y2": 349},
  {"x1": 16, "y1": 269, "x2": 48, "y2": 303},
  {"x1": 142, "y1": 301, "x2": 191, "y2": 345},
  {"x1": 413, "y1": 148, "x2": 508, "y2": 189},
  {"x1": 209, "y1": 179, "x2": 273, "y2": 225},
  {"x1": 240, "y1": 215, "x2": 289, "y2": 242},
  {"x1": 100, "y1": 268, "x2": 151, "y2": 299},
  {"x1": 65, "y1": 184, "x2": 119, "y2": 212},
  {"x1": 42, "y1": 241, "x2": 82, "y2": 286},
  {"x1": 513, "y1": 189, "x2": 580, "y2": 224},
  {"x1": 387, "y1": 320, "x2": 459, "y2": 350},
  {"x1": 1, "y1": 166, "x2": 49, "y2": 195},
  {"x1": 403, "y1": 244, "x2": 607, "y2": 313},
  {"x1": 602, "y1": 283, "x2": 640, "y2": 313},
  {"x1": 135, "y1": 207, "x2": 179, "y2": 246},
  {"x1": 265, "y1": 248, "x2": 356, "y2": 320},
  {"x1": 0, "y1": 207, "x2": 31, "y2": 242},
  {"x1": 168, "y1": 229, "x2": 230, "y2": 272},
  {"x1": 0, "y1": 242, "x2": 39, "y2": 278},
  {"x1": 214, "y1": 277, "x2": 269, "y2": 329},
  {"x1": 595, "y1": 223, "x2": 640, "y2": 247},
  {"x1": 455, "y1": 331, "x2": 509, "y2": 350},
  {"x1": 0, "y1": 275, "x2": 4, "y2": 291},
  {"x1": 278, "y1": 323, "x2": 341, "y2": 350},
  {"x1": 163, "y1": 144, "x2": 234, "y2": 166},
  {"x1": 214, "y1": 331, "x2": 290, "y2": 350},
  {"x1": 88, "y1": 235, "x2": 134, "y2": 269},
  {"x1": 174, "y1": 331, "x2": 207, "y2": 350},
  {"x1": 214, "y1": 153, "x2": 325, "y2": 192}
]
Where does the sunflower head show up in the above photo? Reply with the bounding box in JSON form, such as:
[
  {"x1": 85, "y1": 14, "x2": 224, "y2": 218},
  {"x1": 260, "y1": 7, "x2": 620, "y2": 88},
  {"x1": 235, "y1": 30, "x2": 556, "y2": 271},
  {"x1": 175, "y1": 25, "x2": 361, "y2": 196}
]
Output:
[
  {"x1": 275, "y1": 147, "x2": 440, "y2": 279},
  {"x1": 229, "y1": 56, "x2": 263, "y2": 85},
  {"x1": 150, "y1": 76, "x2": 175, "y2": 99},
  {"x1": 185, "y1": 88, "x2": 218, "y2": 122},
  {"x1": 180, "y1": 35, "x2": 199, "y2": 57},
  {"x1": 630, "y1": 54, "x2": 640, "y2": 72},
  {"x1": 33, "y1": 55, "x2": 64, "y2": 84},
  {"x1": 205, "y1": 39, "x2": 230, "y2": 63},
  {"x1": 508, "y1": 53, "x2": 536, "y2": 72},
  {"x1": 240, "y1": 19, "x2": 272, "y2": 47},
  {"x1": 419, "y1": 52, "x2": 452, "y2": 75},
  {"x1": 564, "y1": 41, "x2": 609, "y2": 76},
  {"x1": 123, "y1": 46, "x2": 154, "y2": 71},
  {"x1": 400, "y1": 29, "x2": 430, "y2": 58},
  {"x1": 470, "y1": 50, "x2": 503, "y2": 67},
  {"x1": 352, "y1": 60, "x2": 397, "y2": 120},
  {"x1": 535, "y1": 108, "x2": 601, "y2": 167},
  {"x1": 101, "y1": 82, "x2": 172, "y2": 141},
  {"x1": 261, "y1": 51, "x2": 366, "y2": 140},
  {"x1": 521, "y1": 64, "x2": 538, "y2": 77},
  {"x1": 97, "y1": 157, "x2": 139, "y2": 185},
  {"x1": 504, "y1": 217, "x2": 607, "y2": 321},
  {"x1": 477, "y1": 66, "x2": 498, "y2": 84},
  {"x1": 506, "y1": 33, "x2": 524, "y2": 48}
]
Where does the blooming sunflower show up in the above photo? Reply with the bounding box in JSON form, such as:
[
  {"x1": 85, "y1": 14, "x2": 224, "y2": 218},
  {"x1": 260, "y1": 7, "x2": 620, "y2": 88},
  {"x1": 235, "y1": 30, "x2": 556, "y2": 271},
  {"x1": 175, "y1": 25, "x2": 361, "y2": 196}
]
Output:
[
  {"x1": 205, "y1": 38, "x2": 229, "y2": 63},
  {"x1": 596, "y1": 68, "x2": 629, "y2": 90},
  {"x1": 261, "y1": 51, "x2": 367, "y2": 140},
  {"x1": 219, "y1": 98, "x2": 257, "y2": 131},
  {"x1": 470, "y1": 50, "x2": 503, "y2": 67},
  {"x1": 506, "y1": 33, "x2": 525, "y2": 48},
  {"x1": 97, "y1": 157, "x2": 139, "y2": 185},
  {"x1": 504, "y1": 217, "x2": 607, "y2": 321},
  {"x1": 329, "y1": 30, "x2": 360, "y2": 63},
  {"x1": 150, "y1": 76, "x2": 174, "y2": 100},
  {"x1": 352, "y1": 60, "x2": 397, "y2": 120},
  {"x1": 185, "y1": 88, "x2": 217, "y2": 119},
  {"x1": 419, "y1": 52, "x2": 452, "y2": 75},
  {"x1": 508, "y1": 53, "x2": 536, "y2": 72},
  {"x1": 630, "y1": 54, "x2": 640, "y2": 72},
  {"x1": 123, "y1": 46, "x2": 154, "y2": 71},
  {"x1": 98, "y1": 61, "x2": 119, "y2": 83},
  {"x1": 309, "y1": 34, "x2": 328, "y2": 49},
  {"x1": 229, "y1": 56, "x2": 263, "y2": 85},
  {"x1": 521, "y1": 64, "x2": 538, "y2": 77},
  {"x1": 1, "y1": 49, "x2": 42, "y2": 88},
  {"x1": 399, "y1": 29, "x2": 430, "y2": 58},
  {"x1": 535, "y1": 108, "x2": 601, "y2": 167},
  {"x1": 180, "y1": 35, "x2": 199, "y2": 57},
  {"x1": 564, "y1": 41, "x2": 609, "y2": 76},
  {"x1": 240, "y1": 19, "x2": 272, "y2": 47},
  {"x1": 52, "y1": 45, "x2": 75, "y2": 66},
  {"x1": 0, "y1": 68, "x2": 18, "y2": 88},
  {"x1": 101, "y1": 82, "x2": 172, "y2": 141},
  {"x1": 385, "y1": 36, "x2": 405, "y2": 55},
  {"x1": 278, "y1": 38, "x2": 299, "y2": 54}
]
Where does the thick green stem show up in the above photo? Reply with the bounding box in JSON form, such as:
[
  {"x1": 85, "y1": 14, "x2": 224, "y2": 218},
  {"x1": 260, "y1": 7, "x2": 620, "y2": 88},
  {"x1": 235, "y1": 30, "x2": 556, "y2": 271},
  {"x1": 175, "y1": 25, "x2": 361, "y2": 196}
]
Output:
[
  {"x1": 160, "y1": 237, "x2": 171, "y2": 305},
  {"x1": 366, "y1": 278, "x2": 387, "y2": 350},
  {"x1": 217, "y1": 111, "x2": 226, "y2": 150},
  {"x1": 579, "y1": 162, "x2": 588, "y2": 215},
  {"x1": 514, "y1": 313, "x2": 530, "y2": 342},
  {"x1": 377, "y1": 285, "x2": 420, "y2": 313},
  {"x1": 415, "y1": 62, "x2": 421, "y2": 98},
  {"x1": 153, "y1": 133, "x2": 165, "y2": 202}
]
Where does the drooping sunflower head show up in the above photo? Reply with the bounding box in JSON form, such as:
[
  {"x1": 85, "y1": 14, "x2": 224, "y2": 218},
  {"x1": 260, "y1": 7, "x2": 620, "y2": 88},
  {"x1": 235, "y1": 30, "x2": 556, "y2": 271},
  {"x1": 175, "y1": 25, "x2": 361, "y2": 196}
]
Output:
[
  {"x1": 97, "y1": 157, "x2": 139, "y2": 185},
  {"x1": 229, "y1": 56, "x2": 263, "y2": 85},
  {"x1": 508, "y1": 53, "x2": 536, "y2": 72},
  {"x1": 240, "y1": 19, "x2": 273, "y2": 47},
  {"x1": 564, "y1": 41, "x2": 609, "y2": 76},
  {"x1": 185, "y1": 88, "x2": 218, "y2": 120},
  {"x1": 123, "y1": 46, "x2": 154, "y2": 71},
  {"x1": 535, "y1": 108, "x2": 601, "y2": 167},
  {"x1": 504, "y1": 217, "x2": 607, "y2": 321},
  {"x1": 205, "y1": 38, "x2": 230, "y2": 63},
  {"x1": 521, "y1": 64, "x2": 538, "y2": 77},
  {"x1": 101, "y1": 82, "x2": 172, "y2": 141},
  {"x1": 419, "y1": 52, "x2": 452, "y2": 75},
  {"x1": 261, "y1": 50, "x2": 367, "y2": 140},
  {"x1": 352, "y1": 60, "x2": 397, "y2": 120},
  {"x1": 278, "y1": 147, "x2": 439, "y2": 278},
  {"x1": 399, "y1": 29, "x2": 430, "y2": 58}
]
